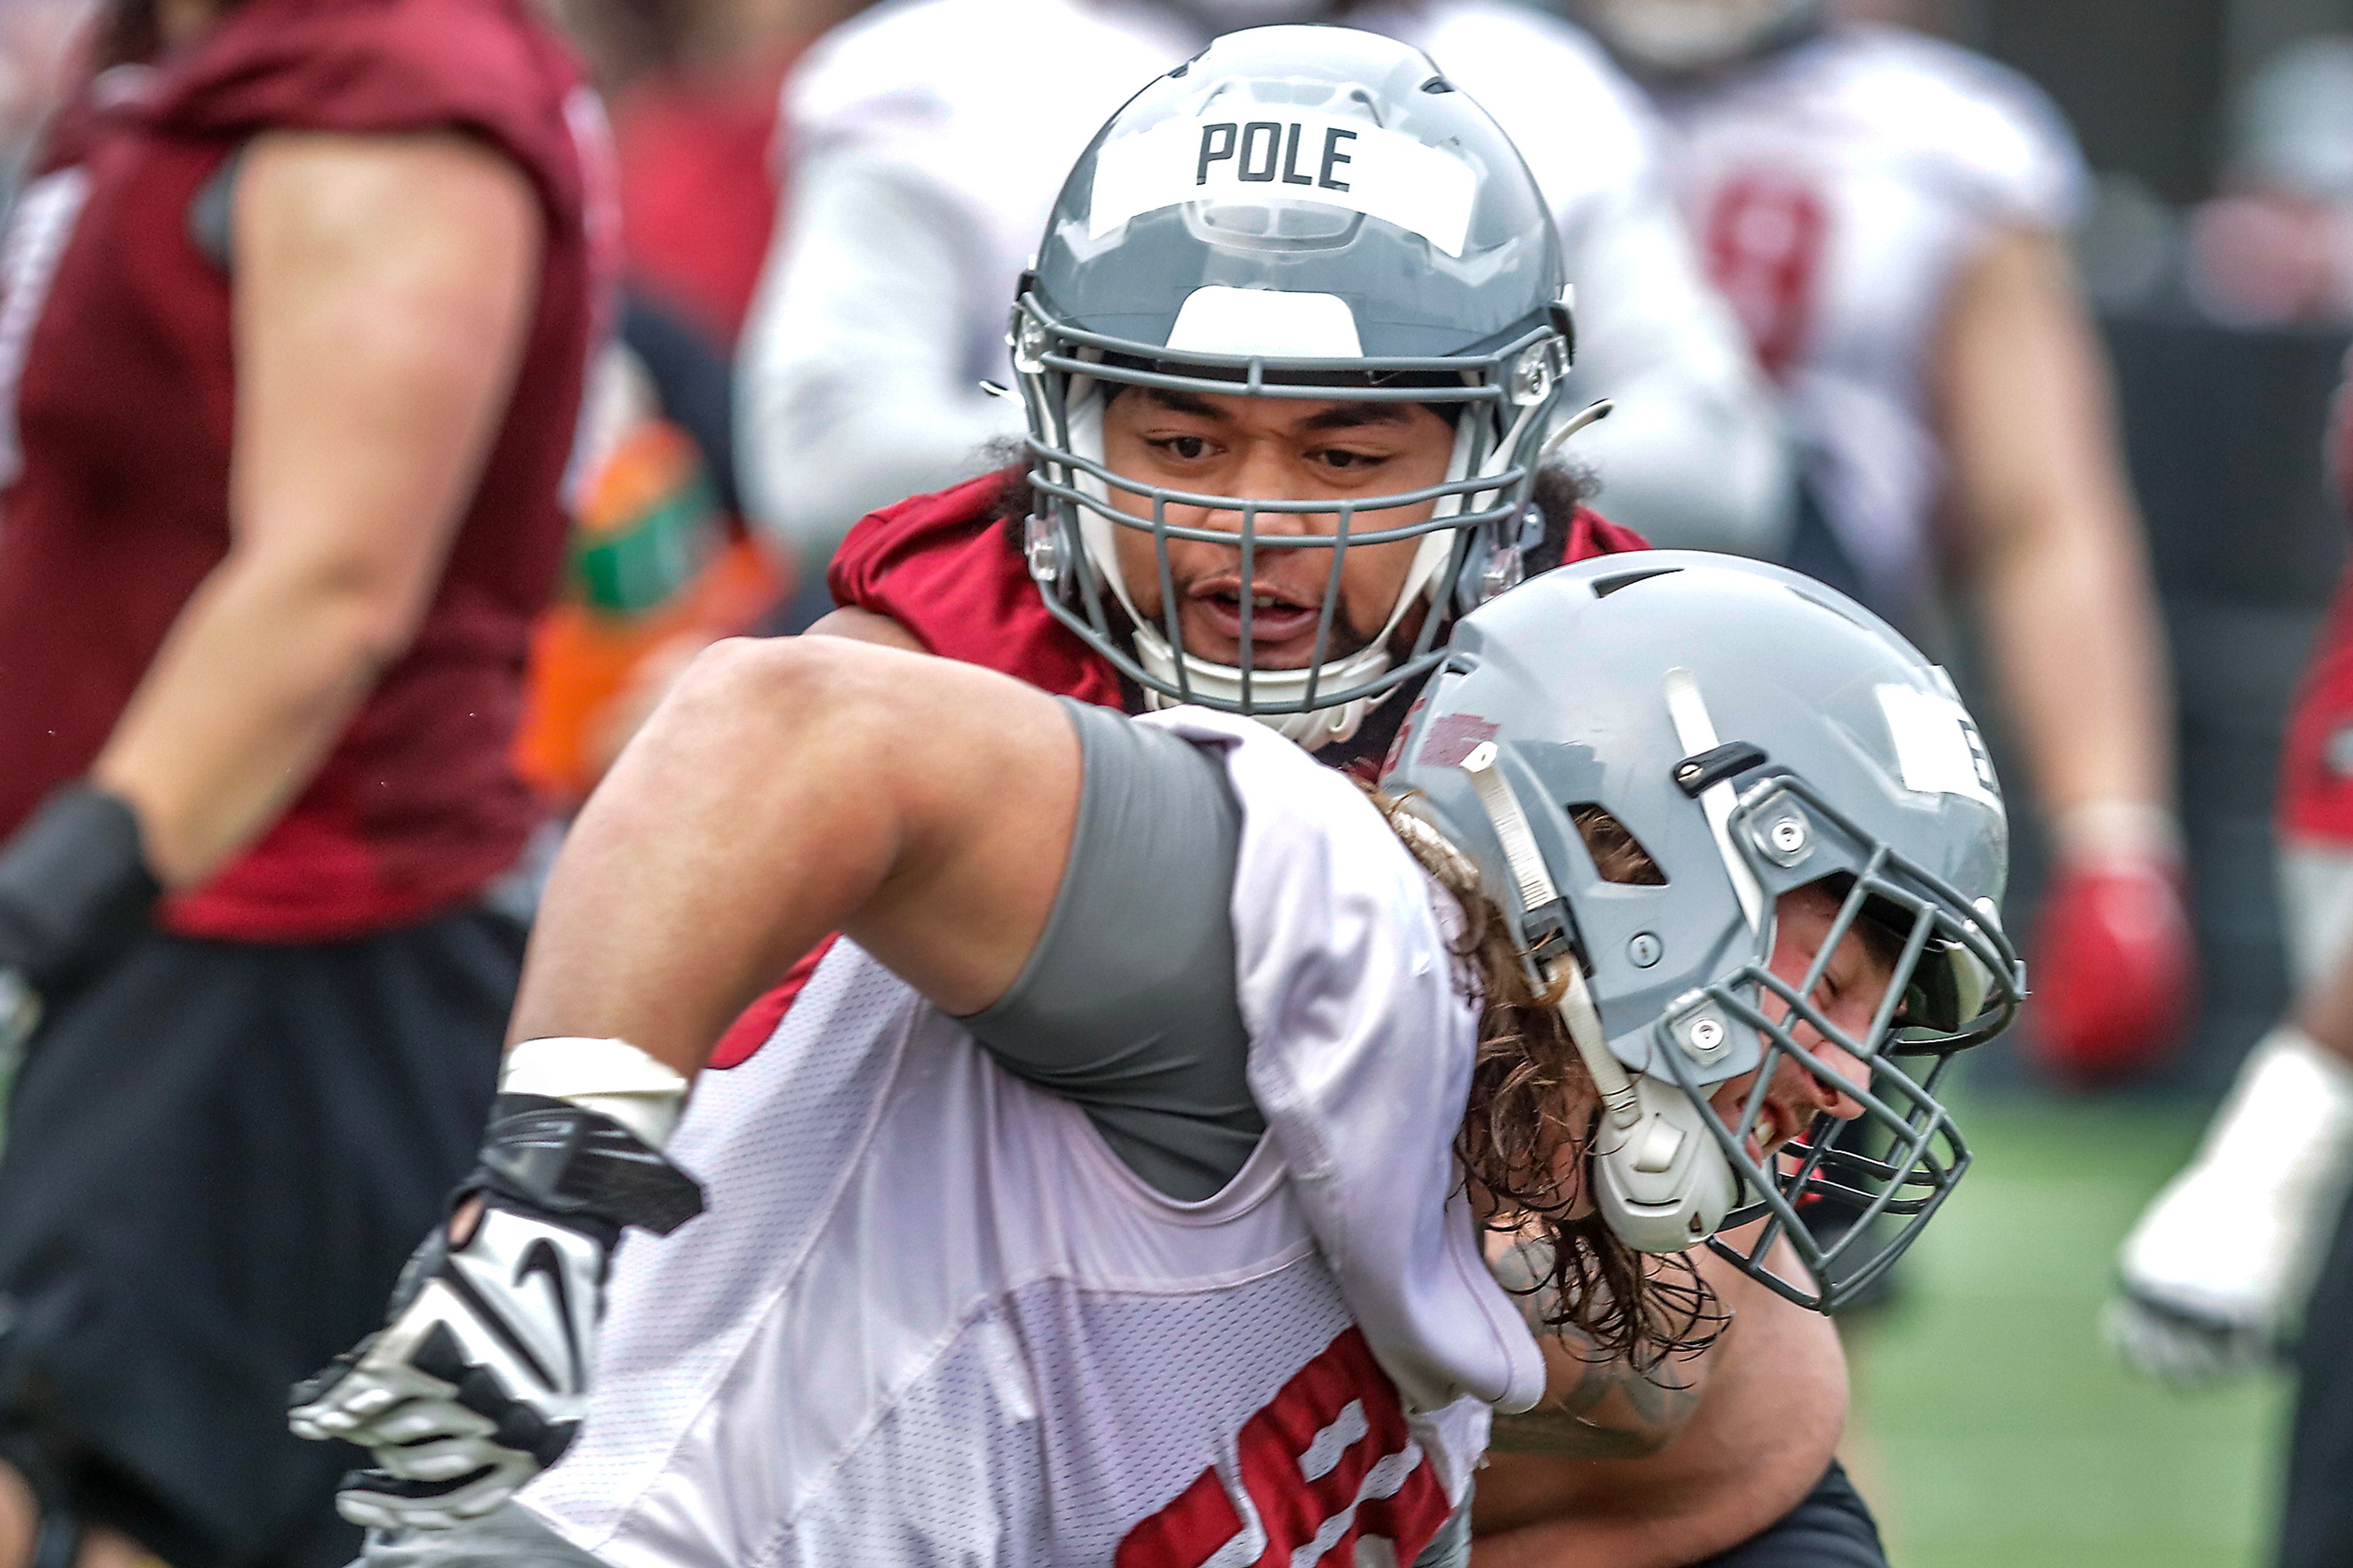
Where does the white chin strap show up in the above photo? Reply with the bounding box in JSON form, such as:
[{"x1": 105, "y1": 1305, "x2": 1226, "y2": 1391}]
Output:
[
  {"x1": 1066, "y1": 380, "x2": 1525, "y2": 750},
  {"x1": 1458, "y1": 742, "x2": 1739, "y2": 1252}
]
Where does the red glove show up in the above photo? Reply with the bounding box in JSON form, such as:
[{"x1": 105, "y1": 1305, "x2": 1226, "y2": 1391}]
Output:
[{"x1": 2026, "y1": 850, "x2": 2200, "y2": 1085}]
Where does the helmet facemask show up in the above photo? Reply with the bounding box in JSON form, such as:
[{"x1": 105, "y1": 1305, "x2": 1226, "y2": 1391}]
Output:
[
  {"x1": 1654, "y1": 772, "x2": 2020, "y2": 1312},
  {"x1": 1009, "y1": 25, "x2": 1580, "y2": 746},
  {"x1": 1386, "y1": 554, "x2": 2028, "y2": 1315},
  {"x1": 1013, "y1": 292, "x2": 1569, "y2": 746}
]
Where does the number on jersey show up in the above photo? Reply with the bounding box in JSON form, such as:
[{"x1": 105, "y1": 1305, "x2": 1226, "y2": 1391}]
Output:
[{"x1": 1116, "y1": 1327, "x2": 1453, "y2": 1568}]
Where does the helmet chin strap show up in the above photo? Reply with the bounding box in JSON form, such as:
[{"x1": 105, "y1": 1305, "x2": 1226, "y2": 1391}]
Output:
[
  {"x1": 1063, "y1": 376, "x2": 1537, "y2": 748},
  {"x1": 1458, "y1": 741, "x2": 1740, "y2": 1254}
]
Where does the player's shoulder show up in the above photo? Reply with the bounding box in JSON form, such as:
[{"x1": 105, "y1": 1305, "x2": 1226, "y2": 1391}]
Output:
[
  {"x1": 1800, "y1": 25, "x2": 2084, "y2": 218},
  {"x1": 1385, "y1": 0, "x2": 1660, "y2": 213},
  {"x1": 157, "y1": 0, "x2": 580, "y2": 142},
  {"x1": 789, "y1": 0, "x2": 1186, "y2": 142}
]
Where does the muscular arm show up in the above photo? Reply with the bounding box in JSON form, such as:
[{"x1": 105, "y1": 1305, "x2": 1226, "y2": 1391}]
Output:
[
  {"x1": 1938, "y1": 225, "x2": 2173, "y2": 836},
  {"x1": 89, "y1": 131, "x2": 543, "y2": 887},
  {"x1": 508, "y1": 636, "x2": 1081, "y2": 1076}
]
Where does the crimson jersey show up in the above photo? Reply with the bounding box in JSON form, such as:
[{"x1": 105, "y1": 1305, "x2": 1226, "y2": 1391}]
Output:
[
  {"x1": 0, "y1": 0, "x2": 613, "y2": 941},
  {"x1": 2281, "y1": 357, "x2": 2353, "y2": 843},
  {"x1": 704, "y1": 469, "x2": 1646, "y2": 1067}
]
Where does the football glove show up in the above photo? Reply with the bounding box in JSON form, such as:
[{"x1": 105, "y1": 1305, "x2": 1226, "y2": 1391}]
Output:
[
  {"x1": 0, "y1": 784, "x2": 159, "y2": 1054},
  {"x1": 2105, "y1": 1026, "x2": 2353, "y2": 1384},
  {"x1": 289, "y1": 1093, "x2": 703, "y2": 1529},
  {"x1": 2026, "y1": 850, "x2": 2198, "y2": 1085}
]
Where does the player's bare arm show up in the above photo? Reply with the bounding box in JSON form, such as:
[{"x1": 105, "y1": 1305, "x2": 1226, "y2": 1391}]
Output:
[
  {"x1": 89, "y1": 131, "x2": 544, "y2": 887},
  {"x1": 509, "y1": 635, "x2": 1080, "y2": 1076},
  {"x1": 1938, "y1": 225, "x2": 2173, "y2": 833}
]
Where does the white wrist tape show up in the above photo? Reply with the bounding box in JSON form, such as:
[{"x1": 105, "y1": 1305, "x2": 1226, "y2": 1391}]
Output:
[
  {"x1": 500, "y1": 1036, "x2": 691, "y2": 1149},
  {"x1": 2050, "y1": 799, "x2": 2184, "y2": 866}
]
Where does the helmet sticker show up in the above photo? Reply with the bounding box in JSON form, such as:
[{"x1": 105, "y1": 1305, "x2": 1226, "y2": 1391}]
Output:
[
  {"x1": 1415, "y1": 711, "x2": 1501, "y2": 768},
  {"x1": 1089, "y1": 110, "x2": 1479, "y2": 256},
  {"x1": 1877, "y1": 684, "x2": 2001, "y2": 811}
]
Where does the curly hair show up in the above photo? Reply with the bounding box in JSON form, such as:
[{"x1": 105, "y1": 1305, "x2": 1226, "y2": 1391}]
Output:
[{"x1": 1372, "y1": 790, "x2": 1726, "y2": 1373}]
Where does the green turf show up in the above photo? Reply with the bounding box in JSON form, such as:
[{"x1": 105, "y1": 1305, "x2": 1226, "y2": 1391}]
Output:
[{"x1": 1844, "y1": 1094, "x2": 2292, "y2": 1567}]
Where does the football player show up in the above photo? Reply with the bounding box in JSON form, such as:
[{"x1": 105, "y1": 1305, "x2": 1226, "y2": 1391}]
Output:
[
  {"x1": 2109, "y1": 352, "x2": 2353, "y2": 1568},
  {"x1": 290, "y1": 545, "x2": 2020, "y2": 1567},
  {"x1": 0, "y1": 1, "x2": 603, "y2": 1564},
  {"x1": 734, "y1": 0, "x2": 1793, "y2": 583},
  {"x1": 1577, "y1": 0, "x2": 2193, "y2": 1086},
  {"x1": 297, "y1": 32, "x2": 1996, "y2": 1568}
]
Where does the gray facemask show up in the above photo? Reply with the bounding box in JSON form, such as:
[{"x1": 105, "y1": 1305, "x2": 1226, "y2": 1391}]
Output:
[
  {"x1": 1014, "y1": 25, "x2": 1578, "y2": 744},
  {"x1": 1384, "y1": 553, "x2": 2025, "y2": 1312}
]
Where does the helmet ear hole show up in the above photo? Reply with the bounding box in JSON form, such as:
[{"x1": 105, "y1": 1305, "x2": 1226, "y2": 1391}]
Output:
[{"x1": 1567, "y1": 804, "x2": 1667, "y2": 885}]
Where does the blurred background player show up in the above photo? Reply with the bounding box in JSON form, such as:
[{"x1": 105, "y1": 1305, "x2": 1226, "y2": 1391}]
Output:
[
  {"x1": 1575, "y1": 0, "x2": 2194, "y2": 1087},
  {"x1": 2109, "y1": 348, "x2": 2353, "y2": 1568},
  {"x1": 2180, "y1": 36, "x2": 2353, "y2": 328},
  {"x1": 733, "y1": 0, "x2": 1794, "y2": 629},
  {"x1": 0, "y1": 0, "x2": 607, "y2": 1563}
]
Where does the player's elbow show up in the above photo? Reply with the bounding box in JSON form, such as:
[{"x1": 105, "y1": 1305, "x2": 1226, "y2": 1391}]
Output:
[{"x1": 662, "y1": 634, "x2": 899, "y2": 771}]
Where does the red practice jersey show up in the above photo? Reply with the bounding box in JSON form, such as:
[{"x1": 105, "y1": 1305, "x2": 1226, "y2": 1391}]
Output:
[
  {"x1": 2281, "y1": 357, "x2": 2353, "y2": 844},
  {"x1": 707, "y1": 468, "x2": 1646, "y2": 1066},
  {"x1": 0, "y1": 0, "x2": 615, "y2": 941}
]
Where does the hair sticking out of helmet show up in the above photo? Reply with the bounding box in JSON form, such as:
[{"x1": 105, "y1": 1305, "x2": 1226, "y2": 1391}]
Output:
[
  {"x1": 1381, "y1": 552, "x2": 2025, "y2": 1313},
  {"x1": 1578, "y1": 0, "x2": 1828, "y2": 77},
  {"x1": 1013, "y1": 25, "x2": 1578, "y2": 747}
]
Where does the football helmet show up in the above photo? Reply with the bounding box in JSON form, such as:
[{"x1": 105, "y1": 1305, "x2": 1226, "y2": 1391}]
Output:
[
  {"x1": 1383, "y1": 553, "x2": 2025, "y2": 1311},
  {"x1": 1578, "y1": 0, "x2": 1827, "y2": 77},
  {"x1": 1013, "y1": 25, "x2": 1576, "y2": 746}
]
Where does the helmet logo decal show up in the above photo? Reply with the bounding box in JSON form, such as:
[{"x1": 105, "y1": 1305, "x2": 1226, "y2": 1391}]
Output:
[
  {"x1": 1878, "y1": 685, "x2": 2002, "y2": 811},
  {"x1": 1414, "y1": 711, "x2": 1499, "y2": 769},
  {"x1": 1089, "y1": 112, "x2": 1479, "y2": 256}
]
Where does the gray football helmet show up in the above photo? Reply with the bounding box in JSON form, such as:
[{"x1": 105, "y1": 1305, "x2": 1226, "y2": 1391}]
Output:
[
  {"x1": 1382, "y1": 553, "x2": 2025, "y2": 1311},
  {"x1": 1578, "y1": 0, "x2": 1826, "y2": 76},
  {"x1": 1012, "y1": 25, "x2": 1577, "y2": 746}
]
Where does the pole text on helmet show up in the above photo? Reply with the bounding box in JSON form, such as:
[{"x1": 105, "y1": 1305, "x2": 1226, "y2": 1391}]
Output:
[
  {"x1": 1194, "y1": 122, "x2": 1358, "y2": 192},
  {"x1": 1089, "y1": 110, "x2": 1477, "y2": 256}
]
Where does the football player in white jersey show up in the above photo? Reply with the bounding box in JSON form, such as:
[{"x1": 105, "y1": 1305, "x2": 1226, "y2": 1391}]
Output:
[
  {"x1": 1576, "y1": 0, "x2": 2194, "y2": 1089},
  {"x1": 283, "y1": 557, "x2": 2019, "y2": 1568},
  {"x1": 292, "y1": 30, "x2": 2020, "y2": 1568},
  {"x1": 733, "y1": 0, "x2": 1794, "y2": 577}
]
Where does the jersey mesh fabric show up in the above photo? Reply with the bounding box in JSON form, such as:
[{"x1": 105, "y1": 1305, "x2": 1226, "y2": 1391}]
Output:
[
  {"x1": 771, "y1": 1274, "x2": 1370, "y2": 1568},
  {"x1": 519, "y1": 949, "x2": 909, "y2": 1536},
  {"x1": 523, "y1": 942, "x2": 1455, "y2": 1568}
]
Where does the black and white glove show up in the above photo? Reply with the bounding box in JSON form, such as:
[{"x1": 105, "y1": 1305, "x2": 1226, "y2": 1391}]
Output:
[
  {"x1": 0, "y1": 784, "x2": 160, "y2": 1054},
  {"x1": 2105, "y1": 1026, "x2": 2353, "y2": 1384},
  {"x1": 290, "y1": 1091, "x2": 703, "y2": 1529}
]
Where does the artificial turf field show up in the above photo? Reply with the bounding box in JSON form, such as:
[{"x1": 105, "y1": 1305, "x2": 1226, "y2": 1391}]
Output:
[{"x1": 1843, "y1": 1091, "x2": 2292, "y2": 1567}]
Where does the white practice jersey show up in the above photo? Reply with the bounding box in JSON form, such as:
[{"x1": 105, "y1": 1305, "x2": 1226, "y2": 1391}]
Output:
[
  {"x1": 740, "y1": 0, "x2": 1788, "y2": 559},
  {"x1": 1647, "y1": 25, "x2": 2088, "y2": 613},
  {"x1": 517, "y1": 710, "x2": 1539, "y2": 1568}
]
